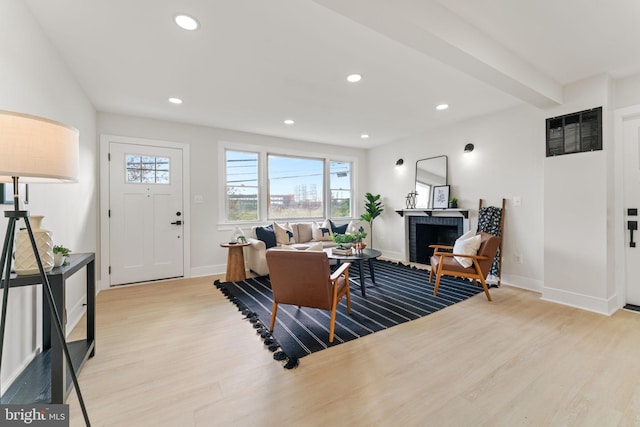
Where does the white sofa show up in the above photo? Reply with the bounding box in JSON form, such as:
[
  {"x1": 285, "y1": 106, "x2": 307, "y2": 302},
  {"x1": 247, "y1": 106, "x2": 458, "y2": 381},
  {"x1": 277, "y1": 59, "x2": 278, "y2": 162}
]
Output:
[{"x1": 246, "y1": 222, "x2": 340, "y2": 276}]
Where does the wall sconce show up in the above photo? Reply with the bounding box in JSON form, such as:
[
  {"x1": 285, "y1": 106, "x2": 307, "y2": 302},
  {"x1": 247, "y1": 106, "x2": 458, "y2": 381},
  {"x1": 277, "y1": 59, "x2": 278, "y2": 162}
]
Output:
[
  {"x1": 464, "y1": 143, "x2": 474, "y2": 153},
  {"x1": 395, "y1": 158, "x2": 404, "y2": 167}
]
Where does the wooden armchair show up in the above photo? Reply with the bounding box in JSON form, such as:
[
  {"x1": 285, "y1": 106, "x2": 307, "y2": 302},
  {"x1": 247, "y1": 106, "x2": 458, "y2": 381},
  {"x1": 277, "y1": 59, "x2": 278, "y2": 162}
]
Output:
[
  {"x1": 428, "y1": 232, "x2": 501, "y2": 301},
  {"x1": 266, "y1": 250, "x2": 351, "y2": 342}
]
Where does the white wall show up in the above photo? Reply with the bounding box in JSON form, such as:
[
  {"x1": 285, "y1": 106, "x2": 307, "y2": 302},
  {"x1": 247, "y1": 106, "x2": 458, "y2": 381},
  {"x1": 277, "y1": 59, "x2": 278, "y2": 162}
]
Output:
[
  {"x1": 368, "y1": 73, "x2": 630, "y2": 315},
  {"x1": 614, "y1": 74, "x2": 640, "y2": 110},
  {"x1": 542, "y1": 75, "x2": 613, "y2": 313},
  {"x1": 367, "y1": 103, "x2": 546, "y2": 291},
  {"x1": 97, "y1": 112, "x2": 368, "y2": 279},
  {"x1": 0, "y1": 0, "x2": 97, "y2": 393}
]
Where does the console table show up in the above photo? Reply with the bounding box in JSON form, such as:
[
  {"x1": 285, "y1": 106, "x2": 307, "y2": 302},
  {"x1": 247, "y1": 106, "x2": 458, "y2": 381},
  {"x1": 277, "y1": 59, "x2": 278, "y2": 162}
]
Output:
[{"x1": 0, "y1": 253, "x2": 95, "y2": 404}]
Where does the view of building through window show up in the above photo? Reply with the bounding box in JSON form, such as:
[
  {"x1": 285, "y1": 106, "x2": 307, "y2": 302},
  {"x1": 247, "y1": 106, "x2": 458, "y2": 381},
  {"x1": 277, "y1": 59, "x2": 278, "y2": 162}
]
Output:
[
  {"x1": 268, "y1": 154, "x2": 323, "y2": 219},
  {"x1": 225, "y1": 150, "x2": 352, "y2": 222},
  {"x1": 330, "y1": 161, "x2": 351, "y2": 218},
  {"x1": 226, "y1": 150, "x2": 258, "y2": 221}
]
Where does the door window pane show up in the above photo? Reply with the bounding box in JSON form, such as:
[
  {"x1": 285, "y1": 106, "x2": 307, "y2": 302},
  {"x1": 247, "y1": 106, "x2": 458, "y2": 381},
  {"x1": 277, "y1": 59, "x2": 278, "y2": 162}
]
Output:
[
  {"x1": 268, "y1": 155, "x2": 323, "y2": 219},
  {"x1": 126, "y1": 154, "x2": 170, "y2": 184}
]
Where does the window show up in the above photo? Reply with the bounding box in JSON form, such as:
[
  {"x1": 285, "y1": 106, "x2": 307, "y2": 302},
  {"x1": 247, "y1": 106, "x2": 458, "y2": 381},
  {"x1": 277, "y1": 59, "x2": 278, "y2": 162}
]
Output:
[
  {"x1": 1, "y1": 183, "x2": 28, "y2": 205},
  {"x1": 226, "y1": 150, "x2": 259, "y2": 221},
  {"x1": 222, "y1": 144, "x2": 355, "y2": 223},
  {"x1": 125, "y1": 154, "x2": 170, "y2": 184},
  {"x1": 1, "y1": 184, "x2": 11, "y2": 204},
  {"x1": 330, "y1": 161, "x2": 352, "y2": 218},
  {"x1": 268, "y1": 154, "x2": 323, "y2": 219}
]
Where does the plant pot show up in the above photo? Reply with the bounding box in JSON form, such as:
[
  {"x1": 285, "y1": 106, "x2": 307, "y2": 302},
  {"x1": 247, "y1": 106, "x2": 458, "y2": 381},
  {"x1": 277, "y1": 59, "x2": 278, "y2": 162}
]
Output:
[
  {"x1": 449, "y1": 202, "x2": 458, "y2": 208},
  {"x1": 53, "y1": 252, "x2": 66, "y2": 267}
]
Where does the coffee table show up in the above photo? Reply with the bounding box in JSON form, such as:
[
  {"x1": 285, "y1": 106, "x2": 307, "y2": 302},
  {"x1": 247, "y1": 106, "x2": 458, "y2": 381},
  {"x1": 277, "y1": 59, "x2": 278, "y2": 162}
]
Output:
[{"x1": 325, "y1": 248, "x2": 382, "y2": 297}]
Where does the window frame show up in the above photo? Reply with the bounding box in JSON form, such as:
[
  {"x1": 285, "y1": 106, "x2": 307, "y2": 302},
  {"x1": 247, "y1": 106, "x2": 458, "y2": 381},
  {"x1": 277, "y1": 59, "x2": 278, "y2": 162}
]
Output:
[{"x1": 219, "y1": 142, "x2": 357, "y2": 225}]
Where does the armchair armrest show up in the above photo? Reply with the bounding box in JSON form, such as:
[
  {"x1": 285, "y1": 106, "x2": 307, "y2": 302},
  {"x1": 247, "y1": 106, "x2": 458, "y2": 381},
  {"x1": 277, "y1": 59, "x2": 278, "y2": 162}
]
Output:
[
  {"x1": 429, "y1": 244, "x2": 453, "y2": 250},
  {"x1": 432, "y1": 251, "x2": 490, "y2": 261},
  {"x1": 330, "y1": 262, "x2": 351, "y2": 281}
]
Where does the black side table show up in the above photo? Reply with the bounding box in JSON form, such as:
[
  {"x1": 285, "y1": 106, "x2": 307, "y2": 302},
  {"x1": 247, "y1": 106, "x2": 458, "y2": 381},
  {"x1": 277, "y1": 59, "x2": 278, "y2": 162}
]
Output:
[{"x1": 0, "y1": 252, "x2": 96, "y2": 403}]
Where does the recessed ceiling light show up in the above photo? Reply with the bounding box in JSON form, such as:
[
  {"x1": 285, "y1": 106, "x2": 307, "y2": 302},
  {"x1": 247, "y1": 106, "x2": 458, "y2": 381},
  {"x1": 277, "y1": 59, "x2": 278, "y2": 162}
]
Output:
[
  {"x1": 347, "y1": 74, "x2": 362, "y2": 83},
  {"x1": 360, "y1": 134, "x2": 369, "y2": 139},
  {"x1": 175, "y1": 14, "x2": 199, "y2": 31},
  {"x1": 168, "y1": 97, "x2": 183, "y2": 104},
  {"x1": 284, "y1": 119, "x2": 295, "y2": 125},
  {"x1": 436, "y1": 104, "x2": 449, "y2": 110}
]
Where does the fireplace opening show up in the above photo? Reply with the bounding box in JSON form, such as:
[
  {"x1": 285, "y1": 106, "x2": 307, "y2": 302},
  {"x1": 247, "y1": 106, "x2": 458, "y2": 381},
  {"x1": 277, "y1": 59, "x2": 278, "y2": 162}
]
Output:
[
  {"x1": 415, "y1": 224, "x2": 460, "y2": 264},
  {"x1": 408, "y1": 215, "x2": 464, "y2": 264}
]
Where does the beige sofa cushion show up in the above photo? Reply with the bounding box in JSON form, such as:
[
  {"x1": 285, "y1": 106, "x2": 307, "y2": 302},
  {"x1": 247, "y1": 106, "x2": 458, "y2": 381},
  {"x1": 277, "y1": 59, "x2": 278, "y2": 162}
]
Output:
[{"x1": 293, "y1": 222, "x2": 314, "y2": 243}]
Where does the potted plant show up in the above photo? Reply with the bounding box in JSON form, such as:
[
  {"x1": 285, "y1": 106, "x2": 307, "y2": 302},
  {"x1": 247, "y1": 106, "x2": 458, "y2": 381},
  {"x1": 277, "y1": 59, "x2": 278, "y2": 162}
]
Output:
[
  {"x1": 331, "y1": 228, "x2": 367, "y2": 249},
  {"x1": 449, "y1": 197, "x2": 458, "y2": 208},
  {"x1": 360, "y1": 193, "x2": 384, "y2": 247},
  {"x1": 53, "y1": 245, "x2": 71, "y2": 267}
]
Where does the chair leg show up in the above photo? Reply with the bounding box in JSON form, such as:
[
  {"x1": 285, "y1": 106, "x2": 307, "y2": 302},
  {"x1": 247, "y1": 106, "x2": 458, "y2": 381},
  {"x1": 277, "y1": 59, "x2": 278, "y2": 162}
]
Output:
[
  {"x1": 270, "y1": 301, "x2": 278, "y2": 330},
  {"x1": 429, "y1": 267, "x2": 433, "y2": 283},
  {"x1": 329, "y1": 303, "x2": 337, "y2": 342},
  {"x1": 346, "y1": 285, "x2": 351, "y2": 314},
  {"x1": 472, "y1": 261, "x2": 492, "y2": 301},
  {"x1": 479, "y1": 277, "x2": 492, "y2": 301},
  {"x1": 433, "y1": 257, "x2": 444, "y2": 296}
]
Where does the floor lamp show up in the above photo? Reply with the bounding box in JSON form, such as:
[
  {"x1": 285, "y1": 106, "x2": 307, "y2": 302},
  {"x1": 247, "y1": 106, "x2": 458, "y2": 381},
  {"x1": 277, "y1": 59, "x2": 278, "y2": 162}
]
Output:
[{"x1": 0, "y1": 110, "x2": 90, "y2": 426}]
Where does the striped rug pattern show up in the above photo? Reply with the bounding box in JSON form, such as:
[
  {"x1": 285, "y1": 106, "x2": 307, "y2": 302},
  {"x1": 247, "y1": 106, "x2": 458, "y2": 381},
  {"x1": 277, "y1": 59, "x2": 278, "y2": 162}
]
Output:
[{"x1": 214, "y1": 260, "x2": 484, "y2": 368}]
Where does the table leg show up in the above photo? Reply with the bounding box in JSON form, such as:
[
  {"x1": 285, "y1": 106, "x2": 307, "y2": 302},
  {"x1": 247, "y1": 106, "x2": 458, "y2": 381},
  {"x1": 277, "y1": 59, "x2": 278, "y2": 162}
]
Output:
[
  {"x1": 48, "y1": 275, "x2": 65, "y2": 404},
  {"x1": 226, "y1": 246, "x2": 247, "y2": 282},
  {"x1": 358, "y1": 260, "x2": 366, "y2": 297},
  {"x1": 368, "y1": 258, "x2": 377, "y2": 285},
  {"x1": 87, "y1": 260, "x2": 96, "y2": 357}
]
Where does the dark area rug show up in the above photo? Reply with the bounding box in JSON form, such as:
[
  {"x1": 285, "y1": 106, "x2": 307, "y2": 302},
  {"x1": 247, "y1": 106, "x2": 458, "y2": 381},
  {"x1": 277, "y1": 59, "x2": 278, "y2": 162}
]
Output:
[{"x1": 214, "y1": 259, "x2": 485, "y2": 369}]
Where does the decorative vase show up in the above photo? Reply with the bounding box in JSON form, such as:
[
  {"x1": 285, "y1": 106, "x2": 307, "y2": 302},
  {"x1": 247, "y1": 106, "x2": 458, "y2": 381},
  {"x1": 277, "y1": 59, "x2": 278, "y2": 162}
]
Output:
[{"x1": 14, "y1": 215, "x2": 54, "y2": 275}]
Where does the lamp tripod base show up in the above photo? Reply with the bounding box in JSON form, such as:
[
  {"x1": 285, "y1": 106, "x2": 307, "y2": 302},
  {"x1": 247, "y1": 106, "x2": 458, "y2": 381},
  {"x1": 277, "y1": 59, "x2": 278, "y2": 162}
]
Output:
[{"x1": 0, "y1": 210, "x2": 91, "y2": 426}]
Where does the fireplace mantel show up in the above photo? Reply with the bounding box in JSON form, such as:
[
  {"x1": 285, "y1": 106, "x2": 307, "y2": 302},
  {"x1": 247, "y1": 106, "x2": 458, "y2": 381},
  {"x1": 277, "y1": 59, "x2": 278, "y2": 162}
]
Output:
[{"x1": 395, "y1": 208, "x2": 469, "y2": 219}]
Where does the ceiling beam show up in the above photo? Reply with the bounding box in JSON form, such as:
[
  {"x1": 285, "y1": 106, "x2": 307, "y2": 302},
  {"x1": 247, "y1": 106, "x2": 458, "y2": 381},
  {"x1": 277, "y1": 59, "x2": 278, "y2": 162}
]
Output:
[{"x1": 313, "y1": 0, "x2": 562, "y2": 107}]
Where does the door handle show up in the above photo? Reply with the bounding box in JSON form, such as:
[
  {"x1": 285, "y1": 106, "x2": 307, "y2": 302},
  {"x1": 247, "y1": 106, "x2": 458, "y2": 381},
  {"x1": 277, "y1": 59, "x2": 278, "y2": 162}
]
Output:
[
  {"x1": 629, "y1": 221, "x2": 637, "y2": 248},
  {"x1": 171, "y1": 220, "x2": 183, "y2": 226}
]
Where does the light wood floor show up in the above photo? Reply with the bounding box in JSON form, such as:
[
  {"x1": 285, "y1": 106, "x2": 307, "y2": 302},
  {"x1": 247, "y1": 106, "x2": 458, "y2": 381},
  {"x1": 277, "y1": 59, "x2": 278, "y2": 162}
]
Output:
[{"x1": 65, "y1": 275, "x2": 640, "y2": 427}]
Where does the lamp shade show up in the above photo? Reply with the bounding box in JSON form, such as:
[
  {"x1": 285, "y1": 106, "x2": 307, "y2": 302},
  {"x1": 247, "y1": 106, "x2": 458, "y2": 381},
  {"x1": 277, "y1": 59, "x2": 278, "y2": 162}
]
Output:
[{"x1": 0, "y1": 110, "x2": 79, "y2": 183}]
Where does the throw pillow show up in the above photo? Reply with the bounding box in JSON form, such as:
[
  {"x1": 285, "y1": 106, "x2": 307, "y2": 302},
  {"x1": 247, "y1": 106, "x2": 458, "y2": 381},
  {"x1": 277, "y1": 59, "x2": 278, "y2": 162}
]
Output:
[
  {"x1": 453, "y1": 234, "x2": 482, "y2": 268},
  {"x1": 274, "y1": 222, "x2": 295, "y2": 245},
  {"x1": 457, "y1": 229, "x2": 475, "y2": 242},
  {"x1": 329, "y1": 219, "x2": 348, "y2": 235},
  {"x1": 255, "y1": 224, "x2": 276, "y2": 249},
  {"x1": 311, "y1": 220, "x2": 333, "y2": 241}
]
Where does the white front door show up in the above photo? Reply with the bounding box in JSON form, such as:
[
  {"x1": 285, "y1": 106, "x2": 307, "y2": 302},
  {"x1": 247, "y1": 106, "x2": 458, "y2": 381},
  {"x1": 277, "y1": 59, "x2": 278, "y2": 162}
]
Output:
[
  {"x1": 622, "y1": 114, "x2": 640, "y2": 305},
  {"x1": 109, "y1": 142, "x2": 184, "y2": 285}
]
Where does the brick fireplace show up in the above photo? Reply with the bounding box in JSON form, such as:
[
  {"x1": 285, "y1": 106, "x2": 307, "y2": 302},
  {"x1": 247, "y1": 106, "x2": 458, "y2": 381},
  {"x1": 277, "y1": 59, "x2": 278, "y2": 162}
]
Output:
[{"x1": 408, "y1": 215, "x2": 464, "y2": 264}]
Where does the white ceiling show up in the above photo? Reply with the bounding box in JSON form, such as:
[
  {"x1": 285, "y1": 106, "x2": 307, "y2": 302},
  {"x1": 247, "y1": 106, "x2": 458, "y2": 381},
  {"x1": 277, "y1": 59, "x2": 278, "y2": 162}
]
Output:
[{"x1": 23, "y1": 0, "x2": 640, "y2": 148}]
